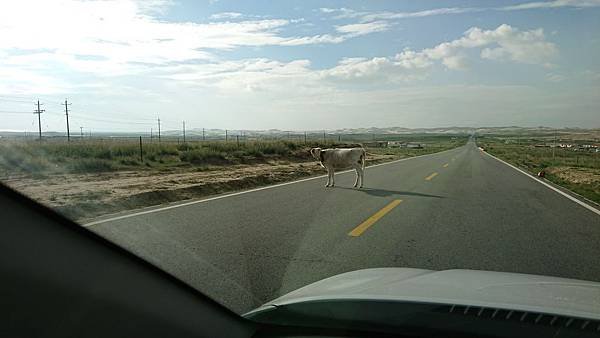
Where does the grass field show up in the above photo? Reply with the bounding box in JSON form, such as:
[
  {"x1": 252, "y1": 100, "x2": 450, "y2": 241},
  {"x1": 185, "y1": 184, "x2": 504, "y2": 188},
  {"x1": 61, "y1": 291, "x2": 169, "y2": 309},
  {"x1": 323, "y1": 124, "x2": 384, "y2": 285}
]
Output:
[
  {"x1": 0, "y1": 135, "x2": 467, "y2": 221},
  {"x1": 477, "y1": 133, "x2": 600, "y2": 204},
  {"x1": 0, "y1": 139, "x2": 313, "y2": 176},
  {"x1": 0, "y1": 136, "x2": 466, "y2": 176}
]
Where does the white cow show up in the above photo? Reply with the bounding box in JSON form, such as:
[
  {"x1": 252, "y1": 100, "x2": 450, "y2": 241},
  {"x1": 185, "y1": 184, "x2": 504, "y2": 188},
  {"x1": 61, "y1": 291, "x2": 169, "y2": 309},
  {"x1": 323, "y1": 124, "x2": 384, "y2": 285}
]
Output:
[{"x1": 310, "y1": 147, "x2": 366, "y2": 188}]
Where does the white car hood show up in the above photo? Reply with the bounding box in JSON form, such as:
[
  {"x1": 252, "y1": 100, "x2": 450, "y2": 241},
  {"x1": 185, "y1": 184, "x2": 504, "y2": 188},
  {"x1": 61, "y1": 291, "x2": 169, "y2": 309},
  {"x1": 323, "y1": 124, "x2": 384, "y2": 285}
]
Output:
[{"x1": 248, "y1": 268, "x2": 600, "y2": 320}]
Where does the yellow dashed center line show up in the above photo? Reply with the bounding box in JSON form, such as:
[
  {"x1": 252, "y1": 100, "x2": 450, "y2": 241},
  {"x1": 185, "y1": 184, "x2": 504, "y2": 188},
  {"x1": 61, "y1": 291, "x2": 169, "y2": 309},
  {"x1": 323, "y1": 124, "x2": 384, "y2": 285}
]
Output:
[
  {"x1": 443, "y1": 163, "x2": 449, "y2": 168},
  {"x1": 348, "y1": 200, "x2": 403, "y2": 237},
  {"x1": 425, "y1": 172, "x2": 438, "y2": 181}
]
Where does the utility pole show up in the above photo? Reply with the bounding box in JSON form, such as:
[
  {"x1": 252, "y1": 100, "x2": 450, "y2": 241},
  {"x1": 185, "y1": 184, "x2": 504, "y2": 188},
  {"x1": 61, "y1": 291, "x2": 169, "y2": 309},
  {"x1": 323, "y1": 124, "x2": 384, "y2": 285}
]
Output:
[
  {"x1": 553, "y1": 129, "x2": 557, "y2": 163},
  {"x1": 33, "y1": 100, "x2": 45, "y2": 140},
  {"x1": 304, "y1": 131, "x2": 307, "y2": 144},
  {"x1": 157, "y1": 116, "x2": 161, "y2": 143},
  {"x1": 182, "y1": 120, "x2": 186, "y2": 143},
  {"x1": 202, "y1": 128, "x2": 205, "y2": 141},
  {"x1": 323, "y1": 131, "x2": 326, "y2": 143},
  {"x1": 80, "y1": 127, "x2": 83, "y2": 138},
  {"x1": 62, "y1": 99, "x2": 72, "y2": 142},
  {"x1": 139, "y1": 136, "x2": 143, "y2": 162},
  {"x1": 150, "y1": 128, "x2": 153, "y2": 140},
  {"x1": 225, "y1": 129, "x2": 228, "y2": 142}
]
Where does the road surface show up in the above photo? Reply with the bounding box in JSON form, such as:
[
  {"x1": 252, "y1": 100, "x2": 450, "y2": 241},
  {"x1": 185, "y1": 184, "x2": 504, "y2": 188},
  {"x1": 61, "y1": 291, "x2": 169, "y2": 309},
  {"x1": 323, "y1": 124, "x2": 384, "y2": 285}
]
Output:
[{"x1": 88, "y1": 140, "x2": 600, "y2": 314}]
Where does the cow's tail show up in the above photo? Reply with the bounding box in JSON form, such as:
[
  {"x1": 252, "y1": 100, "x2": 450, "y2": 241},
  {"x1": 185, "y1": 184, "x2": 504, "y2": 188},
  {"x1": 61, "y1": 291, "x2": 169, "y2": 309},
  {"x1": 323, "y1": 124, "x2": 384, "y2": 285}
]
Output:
[{"x1": 361, "y1": 148, "x2": 366, "y2": 170}]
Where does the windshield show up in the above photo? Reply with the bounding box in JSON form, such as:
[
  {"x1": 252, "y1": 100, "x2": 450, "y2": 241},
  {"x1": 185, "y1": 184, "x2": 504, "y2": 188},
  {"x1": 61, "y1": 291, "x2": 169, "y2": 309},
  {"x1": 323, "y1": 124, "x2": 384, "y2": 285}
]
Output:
[{"x1": 1, "y1": 0, "x2": 599, "y2": 316}]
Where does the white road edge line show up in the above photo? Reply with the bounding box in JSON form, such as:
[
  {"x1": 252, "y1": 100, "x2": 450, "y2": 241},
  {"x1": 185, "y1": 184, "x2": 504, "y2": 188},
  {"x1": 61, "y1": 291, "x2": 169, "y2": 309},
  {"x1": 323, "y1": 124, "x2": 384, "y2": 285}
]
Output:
[
  {"x1": 483, "y1": 151, "x2": 600, "y2": 217},
  {"x1": 83, "y1": 147, "x2": 460, "y2": 227}
]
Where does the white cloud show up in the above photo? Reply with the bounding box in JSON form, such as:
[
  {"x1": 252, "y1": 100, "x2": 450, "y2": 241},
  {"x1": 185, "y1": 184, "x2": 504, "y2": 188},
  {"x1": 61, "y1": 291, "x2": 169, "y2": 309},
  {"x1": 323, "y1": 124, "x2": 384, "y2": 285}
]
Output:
[
  {"x1": 320, "y1": 2, "x2": 600, "y2": 24},
  {"x1": 161, "y1": 46, "x2": 436, "y2": 94},
  {"x1": 473, "y1": 25, "x2": 557, "y2": 64},
  {"x1": 210, "y1": 12, "x2": 243, "y2": 20},
  {"x1": 319, "y1": 8, "x2": 337, "y2": 13},
  {"x1": 0, "y1": 1, "x2": 295, "y2": 71},
  {"x1": 160, "y1": 24, "x2": 557, "y2": 96},
  {"x1": 360, "y1": 7, "x2": 481, "y2": 22},
  {"x1": 162, "y1": 59, "x2": 326, "y2": 96},
  {"x1": 279, "y1": 35, "x2": 346, "y2": 46},
  {"x1": 546, "y1": 73, "x2": 566, "y2": 82},
  {"x1": 0, "y1": 66, "x2": 70, "y2": 95},
  {"x1": 318, "y1": 7, "x2": 366, "y2": 19},
  {"x1": 335, "y1": 21, "x2": 390, "y2": 37},
  {"x1": 582, "y1": 70, "x2": 600, "y2": 80},
  {"x1": 136, "y1": 0, "x2": 174, "y2": 15},
  {"x1": 321, "y1": 50, "x2": 433, "y2": 83},
  {"x1": 0, "y1": 0, "x2": 384, "y2": 81},
  {"x1": 502, "y1": 0, "x2": 600, "y2": 10},
  {"x1": 423, "y1": 24, "x2": 557, "y2": 69}
]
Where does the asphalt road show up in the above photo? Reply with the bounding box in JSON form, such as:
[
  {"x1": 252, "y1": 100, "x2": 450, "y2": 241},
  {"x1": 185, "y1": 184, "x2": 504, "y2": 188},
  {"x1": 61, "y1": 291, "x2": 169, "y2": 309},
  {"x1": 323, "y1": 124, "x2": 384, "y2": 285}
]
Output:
[{"x1": 89, "y1": 140, "x2": 600, "y2": 314}]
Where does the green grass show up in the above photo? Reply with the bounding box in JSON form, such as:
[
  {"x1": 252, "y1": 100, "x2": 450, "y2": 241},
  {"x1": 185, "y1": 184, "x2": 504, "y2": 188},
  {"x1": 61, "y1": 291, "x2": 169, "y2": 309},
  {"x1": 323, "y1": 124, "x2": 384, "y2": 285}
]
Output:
[
  {"x1": 0, "y1": 136, "x2": 468, "y2": 177},
  {"x1": 0, "y1": 139, "x2": 331, "y2": 176},
  {"x1": 478, "y1": 137, "x2": 600, "y2": 204}
]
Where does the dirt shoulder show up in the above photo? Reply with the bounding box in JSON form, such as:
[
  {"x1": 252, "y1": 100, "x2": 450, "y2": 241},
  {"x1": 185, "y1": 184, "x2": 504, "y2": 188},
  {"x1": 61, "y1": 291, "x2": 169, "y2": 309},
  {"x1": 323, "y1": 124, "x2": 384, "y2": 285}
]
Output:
[{"x1": 5, "y1": 153, "x2": 399, "y2": 223}]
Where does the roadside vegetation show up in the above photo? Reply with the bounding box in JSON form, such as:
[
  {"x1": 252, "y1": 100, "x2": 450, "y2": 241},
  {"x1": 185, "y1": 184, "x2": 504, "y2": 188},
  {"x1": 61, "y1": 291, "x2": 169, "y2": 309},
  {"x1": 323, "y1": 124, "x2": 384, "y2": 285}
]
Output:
[
  {"x1": 0, "y1": 139, "x2": 311, "y2": 176},
  {"x1": 478, "y1": 133, "x2": 600, "y2": 204},
  {"x1": 0, "y1": 136, "x2": 466, "y2": 177},
  {"x1": 0, "y1": 135, "x2": 467, "y2": 221}
]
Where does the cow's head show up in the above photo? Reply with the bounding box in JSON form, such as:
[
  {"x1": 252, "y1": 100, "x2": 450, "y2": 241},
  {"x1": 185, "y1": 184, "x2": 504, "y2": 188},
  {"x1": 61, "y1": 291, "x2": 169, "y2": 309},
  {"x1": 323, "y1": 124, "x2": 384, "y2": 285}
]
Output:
[{"x1": 310, "y1": 147, "x2": 322, "y2": 161}]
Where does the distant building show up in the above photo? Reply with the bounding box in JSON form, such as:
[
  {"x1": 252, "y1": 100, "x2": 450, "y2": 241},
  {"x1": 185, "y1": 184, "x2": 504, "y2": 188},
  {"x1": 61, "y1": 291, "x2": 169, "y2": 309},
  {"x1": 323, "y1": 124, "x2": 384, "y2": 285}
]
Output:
[{"x1": 363, "y1": 141, "x2": 388, "y2": 148}]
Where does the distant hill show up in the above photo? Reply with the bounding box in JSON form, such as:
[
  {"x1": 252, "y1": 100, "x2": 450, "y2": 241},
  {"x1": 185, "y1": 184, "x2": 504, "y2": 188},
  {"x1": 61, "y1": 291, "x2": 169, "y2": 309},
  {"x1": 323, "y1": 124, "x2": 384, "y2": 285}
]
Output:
[{"x1": 1, "y1": 126, "x2": 598, "y2": 139}]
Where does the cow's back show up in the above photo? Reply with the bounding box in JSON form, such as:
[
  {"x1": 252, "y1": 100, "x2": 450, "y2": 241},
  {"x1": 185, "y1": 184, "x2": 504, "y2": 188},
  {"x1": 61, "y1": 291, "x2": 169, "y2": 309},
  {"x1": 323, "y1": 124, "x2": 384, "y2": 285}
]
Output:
[{"x1": 322, "y1": 148, "x2": 364, "y2": 169}]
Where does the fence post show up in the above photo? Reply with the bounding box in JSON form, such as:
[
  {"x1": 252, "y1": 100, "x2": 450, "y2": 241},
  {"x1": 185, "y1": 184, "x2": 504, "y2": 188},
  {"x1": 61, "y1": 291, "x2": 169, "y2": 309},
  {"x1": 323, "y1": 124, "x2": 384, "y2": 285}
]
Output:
[{"x1": 139, "y1": 136, "x2": 143, "y2": 162}]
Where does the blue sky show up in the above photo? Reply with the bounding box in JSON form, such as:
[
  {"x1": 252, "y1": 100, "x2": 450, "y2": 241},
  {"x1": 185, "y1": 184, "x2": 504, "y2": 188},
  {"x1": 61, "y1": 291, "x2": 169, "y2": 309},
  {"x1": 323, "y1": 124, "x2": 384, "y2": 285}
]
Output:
[{"x1": 0, "y1": 0, "x2": 599, "y2": 132}]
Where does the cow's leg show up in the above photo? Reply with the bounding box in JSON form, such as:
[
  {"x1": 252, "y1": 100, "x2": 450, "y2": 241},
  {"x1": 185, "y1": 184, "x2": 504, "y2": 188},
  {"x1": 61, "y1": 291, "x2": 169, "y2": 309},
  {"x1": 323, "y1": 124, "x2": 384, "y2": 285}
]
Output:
[
  {"x1": 358, "y1": 166, "x2": 364, "y2": 188},
  {"x1": 330, "y1": 168, "x2": 335, "y2": 187},
  {"x1": 325, "y1": 167, "x2": 331, "y2": 187},
  {"x1": 353, "y1": 167, "x2": 360, "y2": 187}
]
